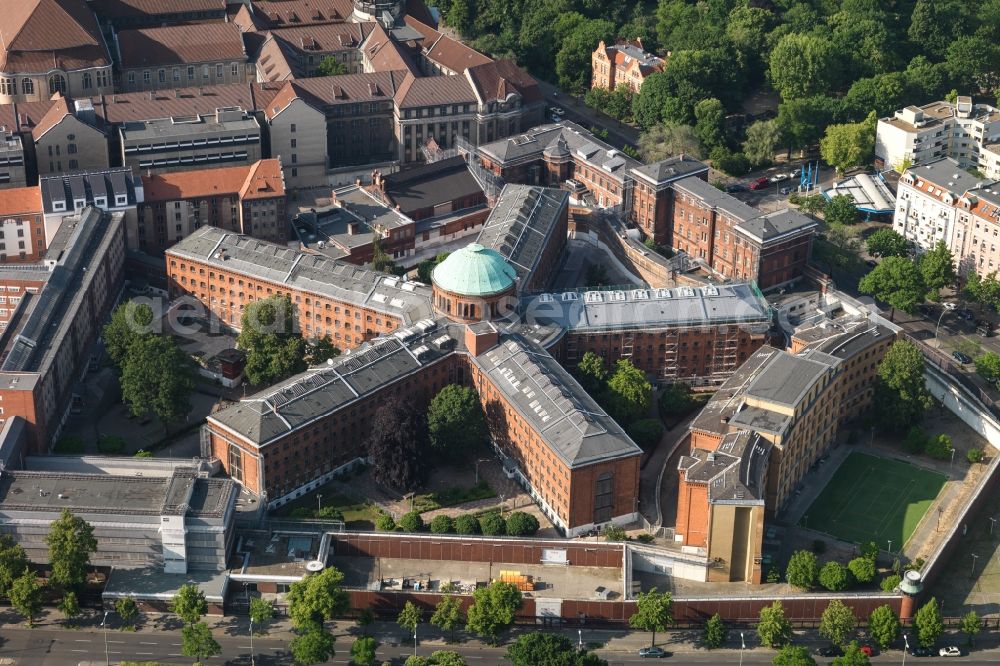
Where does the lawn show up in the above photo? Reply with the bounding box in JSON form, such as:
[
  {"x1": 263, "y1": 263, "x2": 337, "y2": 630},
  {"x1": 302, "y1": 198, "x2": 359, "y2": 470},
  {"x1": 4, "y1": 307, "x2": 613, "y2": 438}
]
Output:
[
  {"x1": 410, "y1": 481, "x2": 496, "y2": 513},
  {"x1": 799, "y1": 452, "x2": 947, "y2": 550},
  {"x1": 278, "y1": 492, "x2": 382, "y2": 530}
]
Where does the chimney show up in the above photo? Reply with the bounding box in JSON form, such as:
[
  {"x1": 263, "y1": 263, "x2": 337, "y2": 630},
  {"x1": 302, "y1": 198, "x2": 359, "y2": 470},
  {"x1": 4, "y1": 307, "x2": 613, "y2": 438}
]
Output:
[
  {"x1": 464, "y1": 323, "x2": 499, "y2": 356},
  {"x1": 355, "y1": 178, "x2": 361, "y2": 186},
  {"x1": 348, "y1": 222, "x2": 359, "y2": 235}
]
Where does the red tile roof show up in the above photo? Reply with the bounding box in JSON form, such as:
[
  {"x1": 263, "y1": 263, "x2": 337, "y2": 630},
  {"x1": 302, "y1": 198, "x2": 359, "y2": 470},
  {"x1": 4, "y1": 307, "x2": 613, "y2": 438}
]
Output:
[
  {"x1": 254, "y1": 36, "x2": 296, "y2": 82},
  {"x1": 0, "y1": 0, "x2": 109, "y2": 72},
  {"x1": 237, "y1": 0, "x2": 354, "y2": 29},
  {"x1": 88, "y1": 0, "x2": 225, "y2": 20},
  {"x1": 239, "y1": 158, "x2": 285, "y2": 200},
  {"x1": 92, "y1": 83, "x2": 258, "y2": 124},
  {"x1": 361, "y1": 22, "x2": 419, "y2": 75},
  {"x1": 394, "y1": 72, "x2": 476, "y2": 108},
  {"x1": 269, "y1": 21, "x2": 371, "y2": 53},
  {"x1": 466, "y1": 59, "x2": 541, "y2": 104},
  {"x1": 116, "y1": 22, "x2": 247, "y2": 69},
  {"x1": 142, "y1": 161, "x2": 266, "y2": 201},
  {"x1": 423, "y1": 32, "x2": 491, "y2": 73},
  {"x1": 30, "y1": 95, "x2": 72, "y2": 140},
  {"x1": 0, "y1": 186, "x2": 42, "y2": 217}
]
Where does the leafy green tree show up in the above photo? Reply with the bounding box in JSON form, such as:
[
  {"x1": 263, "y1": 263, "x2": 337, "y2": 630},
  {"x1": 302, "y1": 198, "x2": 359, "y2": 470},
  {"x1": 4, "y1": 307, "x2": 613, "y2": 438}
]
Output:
[
  {"x1": 351, "y1": 636, "x2": 377, "y2": 666},
  {"x1": 880, "y1": 574, "x2": 902, "y2": 592},
  {"x1": 428, "y1": 385, "x2": 487, "y2": 456},
  {"x1": 173, "y1": 583, "x2": 208, "y2": 626},
  {"x1": 603, "y1": 524, "x2": 627, "y2": 542},
  {"x1": 772, "y1": 645, "x2": 816, "y2": 666},
  {"x1": 367, "y1": 397, "x2": 428, "y2": 492},
  {"x1": 848, "y1": 557, "x2": 876, "y2": 584},
  {"x1": 287, "y1": 566, "x2": 350, "y2": 632},
  {"x1": 819, "y1": 561, "x2": 850, "y2": 592},
  {"x1": 743, "y1": 119, "x2": 781, "y2": 167},
  {"x1": 182, "y1": 621, "x2": 221, "y2": 663},
  {"x1": 356, "y1": 608, "x2": 375, "y2": 636},
  {"x1": 46, "y1": 509, "x2": 97, "y2": 591},
  {"x1": 819, "y1": 600, "x2": 856, "y2": 646},
  {"x1": 638, "y1": 123, "x2": 701, "y2": 163},
  {"x1": 465, "y1": 581, "x2": 522, "y2": 644},
  {"x1": 430, "y1": 515, "x2": 454, "y2": 534},
  {"x1": 58, "y1": 590, "x2": 81, "y2": 625},
  {"x1": 479, "y1": 513, "x2": 506, "y2": 536},
  {"x1": 966, "y1": 271, "x2": 1000, "y2": 311},
  {"x1": 116, "y1": 596, "x2": 139, "y2": 628},
  {"x1": 694, "y1": 98, "x2": 726, "y2": 152},
  {"x1": 831, "y1": 642, "x2": 871, "y2": 666},
  {"x1": 10, "y1": 569, "x2": 42, "y2": 627},
  {"x1": 506, "y1": 632, "x2": 574, "y2": 666},
  {"x1": 626, "y1": 419, "x2": 663, "y2": 450},
  {"x1": 785, "y1": 550, "x2": 818, "y2": 590},
  {"x1": 431, "y1": 594, "x2": 464, "y2": 643},
  {"x1": 629, "y1": 588, "x2": 673, "y2": 647},
  {"x1": 777, "y1": 96, "x2": 839, "y2": 156},
  {"x1": 919, "y1": 241, "x2": 957, "y2": 296},
  {"x1": 821, "y1": 113, "x2": 877, "y2": 174},
  {"x1": 925, "y1": 434, "x2": 954, "y2": 461},
  {"x1": 375, "y1": 514, "x2": 396, "y2": 532},
  {"x1": 866, "y1": 229, "x2": 909, "y2": 258},
  {"x1": 120, "y1": 334, "x2": 194, "y2": 429},
  {"x1": 859, "y1": 257, "x2": 925, "y2": 320},
  {"x1": 824, "y1": 195, "x2": 858, "y2": 227},
  {"x1": 454, "y1": 514, "x2": 480, "y2": 535},
  {"x1": 315, "y1": 56, "x2": 348, "y2": 76},
  {"x1": 237, "y1": 295, "x2": 307, "y2": 386},
  {"x1": 633, "y1": 72, "x2": 671, "y2": 130},
  {"x1": 103, "y1": 300, "x2": 154, "y2": 367},
  {"x1": 0, "y1": 533, "x2": 28, "y2": 598},
  {"x1": 398, "y1": 600, "x2": 421, "y2": 637},
  {"x1": 445, "y1": 0, "x2": 473, "y2": 36},
  {"x1": 703, "y1": 613, "x2": 726, "y2": 649},
  {"x1": 875, "y1": 340, "x2": 933, "y2": 432},
  {"x1": 306, "y1": 336, "x2": 340, "y2": 365},
  {"x1": 576, "y1": 351, "x2": 607, "y2": 395},
  {"x1": 868, "y1": 605, "x2": 899, "y2": 650},
  {"x1": 968, "y1": 447, "x2": 985, "y2": 463},
  {"x1": 914, "y1": 597, "x2": 944, "y2": 648},
  {"x1": 290, "y1": 627, "x2": 337, "y2": 665},
  {"x1": 726, "y1": 4, "x2": 773, "y2": 72},
  {"x1": 659, "y1": 383, "x2": 694, "y2": 415},
  {"x1": 606, "y1": 359, "x2": 652, "y2": 424},
  {"x1": 250, "y1": 596, "x2": 274, "y2": 633},
  {"x1": 399, "y1": 511, "x2": 424, "y2": 533},
  {"x1": 769, "y1": 33, "x2": 841, "y2": 100},
  {"x1": 843, "y1": 73, "x2": 907, "y2": 120},
  {"x1": 555, "y1": 19, "x2": 615, "y2": 93},
  {"x1": 961, "y1": 610, "x2": 981, "y2": 645},
  {"x1": 710, "y1": 148, "x2": 751, "y2": 176},
  {"x1": 417, "y1": 252, "x2": 450, "y2": 284},
  {"x1": 908, "y1": 0, "x2": 971, "y2": 59},
  {"x1": 505, "y1": 511, "x2": 539, "y2": 536},
  {"x1": 757, "y1": 601, "x2": 793, "y2": 648}
]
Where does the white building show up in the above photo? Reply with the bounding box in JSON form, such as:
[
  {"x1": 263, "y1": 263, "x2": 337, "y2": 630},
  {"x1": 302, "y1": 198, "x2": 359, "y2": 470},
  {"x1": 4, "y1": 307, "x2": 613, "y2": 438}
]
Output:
[
  {"x1": 893, "y1": 157, "x2": 983, "y2": 253},
  {"x1": 876, "y1": 97, "x2": 1000, "y2": 175}
]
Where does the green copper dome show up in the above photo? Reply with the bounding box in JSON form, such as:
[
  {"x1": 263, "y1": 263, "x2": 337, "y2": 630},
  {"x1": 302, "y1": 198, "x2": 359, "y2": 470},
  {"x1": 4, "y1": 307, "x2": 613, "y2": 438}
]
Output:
[{"x1": 432, "y1": 243, "x2": 517, "y2": 296}]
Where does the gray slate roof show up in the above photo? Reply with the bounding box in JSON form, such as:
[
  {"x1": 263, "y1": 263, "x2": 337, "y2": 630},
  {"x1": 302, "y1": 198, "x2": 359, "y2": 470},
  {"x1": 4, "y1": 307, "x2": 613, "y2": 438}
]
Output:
[
  {"x1": 630, "y1": 155, "x2": 709, "y2": 186},
  {"x1": 735, "y1": 208, "x2": 817, "y2": 243},
  {"x1": 908, "y1": 156, "x2": 982, "y2": 195},
  {"x1": 678, "y1": 430, "x2": 770, "y2": 503},
  {"x1": 744, "y1": 351, "x2": 832, "y2": 407}
]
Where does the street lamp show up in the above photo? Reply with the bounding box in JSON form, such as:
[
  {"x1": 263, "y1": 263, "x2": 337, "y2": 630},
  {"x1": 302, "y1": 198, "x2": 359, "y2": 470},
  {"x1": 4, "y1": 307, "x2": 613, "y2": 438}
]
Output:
[
  {"x1": 244, "y1": 583, "x2": 255, "y2": 666},
  {"x1": 934, "y1": 303, "x2": 957, "y2": 347},
  {"x1": 903, "y1": 634, "x2": 909, "y2": 666},
  {"x1": 578, "y1": 628, "x2": 582, "y2": 648},
  {"x1": 739, "y1": 631, "x2": 745, "y2": 666},
  {"x1": 971, "y1": 553, "x2": 980, "y2": 578},
  {"x1": 887, "y1": 539, "x2": 892, "y2": 556},
  {"x1": 317, "y1": 493, "x2": 323, "y2": 512},
  {"x1": 101, "y1": 610, "x2": 111, "y2": 666},
  {"x1": 413, "y1": 626, "x2": 418, "y2": 659},
  {"x1": 989, "y1": 516, "x2": 997, "y2": 536}
]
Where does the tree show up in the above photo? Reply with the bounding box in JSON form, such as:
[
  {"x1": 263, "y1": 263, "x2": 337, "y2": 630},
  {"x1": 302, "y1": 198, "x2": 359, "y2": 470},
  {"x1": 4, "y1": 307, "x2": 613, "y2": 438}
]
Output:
[
  {"x1": 743, "y1": 120, "x2": 781, "y2": 168},
  {"x1": 818, "y1": 561, "x2": 850, "y2": 592},
  {"x1": 961, "y1": 610, "x2": 981, "y2": 645},
  {"x1": 606, "y1": 359, "x2": 652, "y2": 424},
  {"x1": 909, "y1": 0, "x2": 970, "y2": 59},
  {"x1": 831, "y1": 642, "x2": 871, "y2": 666},
  {"x1": 431, "y1": 594, "x2": 464, "y2": 643},
  {"x1": 398, "y1": 600, "x2": 421, "y2": 637},
  {"x1": 659, "y1": 383, "x2": 694, "y2": 415},
  {"x1": 874, "y1": 339, "x2": 933, "y2": 432},
  {"x1": 315, "y1": 56, "x2": 348, "y2": 76},
  {"x1": 638, "y1": 123, "x2": 701, "y2": 163},
  {"x1": 182, "y1": 621, "x2": 222, "y2": 663},
  {"x1": 968, "y1": 447, "x2": 985, "y2": 463},
  {"x1": 173, "y1": 583, "x2": 208, "y2": 626},
  {"x1": 629, "y1": 588, "x2": 673, "y2": 647},
  {"x1": 10, "y1": 569, "x2": 42, "y2": 627},
  {"x1": 454, "y1": 514, "x2": 480, "y2": 535},
  {"x1": 627, "y1": 418, "x2": 663, "y2": 450},
  {"x1": 843, "y1": 73, "x2": 907, "y2": 120},
  {"x1": 306, "y1": 336, "x2": 340, "y2": 365},
  {"x1": 0, "y1": 533, "x2": 28, "y2": 598},
  {"x1": 57, "y1": 590, "x2": 81, "y2": 626},
  {"x1": 825, "y1": 195, "x2": 858, "y2": 227},
  {"x1": 603, "y1": 524, "x2": 627, "y2": 542},
  {"x1": 103, "y1": 300, "x2": 154, "y2": 367},
  {"x1": 859, "y1": 257, "x2": 925, "y2": 320},
  {"x1": 287, "y1": 566, "x2": 350, "y2": 632},
  {"x1": 116, "y1": 596, "x2": 139, "y2": 628},
  {"x1": 757, "y1": 601, "x2": 792, "y2": 648},
  {"x1": 694, "y1": 98, "x2": 726, "y2": 152},
  {"x1": 555, "y1": 18, "x2": 615, "y2": 93},
  {"x1": 785, "y1": 550, "x2": 818, "y2": 590},
  {"x1": 428, "y1": 651, "x2": 468, "y2": 666},
  {"x1": 356, "y1": 608, "x2": 375, "y2": 636},
  {"x1": 46, "y1": 509, "x2": 97, "y2": 591},
  {"x1": 351, "y1": 636, "x2": 378, "y2": 666},
  {"x1": 367, "y1": 397, "x2": 428, "y2": 492},
  {"x1": 633, "y1": 72, "x2": 671, "y2": 130},
  {"x1": 926, "y1": 433, "x2": 954, "y2": 460},
  {"x1": 417, "y1": 252, "x2": 450, "y2": 284},
  {"x1": 769, "y1": 33, "x2": 840, "y2": 100},
  {"x1": 821, "y1": 114, "x2": 877, "y2": 174},
  {"x1": 880, "y1": 574, "x2": 902, "y2": 592},
  {"x1": 848, "y1": 557, "x2": 876, "y2": 584},
  {"x1": 290, "y1": 627, "x2": 337, "y2": 665},
  {"x1": 428, "y1": 385, "x2": 487, "y2": 456},
  {"x1": 914, "y1": 597, "x2": 944, "y2": 648},
  {"x1": 479, "y1": 513, "x2": 506, "y2": 536},
  {"x1": 778, "y1": 96, "x2": 839, "y2": 156},
  {"x1": 772, "y1": 645, "x2": 817, "y2": 666},
  {"x1": 866, "y1": 229, "x2": 909, "y2": 258},
  {"x1": 465, "y1": 581, "x2": 523, "y2": 644},
  {"x1": 506, "y1": 631, "x2": 607, "y2": 666},
  {"x1": 430, "y1": 515, "x2": 455, "y2": 534},
  {"x1": 399, "y1": 511, "x2": 424, "y2": 533},
  {"x1": 576, "y1": 351, "x2": 607, "y2": 395},
  {"x1": 918, "y1": 241, "x2": 957, "y2": 296},
  {"x1": 868, "y1": 605, "x2": 899, "y2": 650},
  {"x1": 250, "y1": 597, "x2": 274, "y2": 633},
  {"x1": 710, "y1": 148, "x2": 751, "y2": 176},
  {"x1": 120, "y1": 334, "x2": 194, "y2": 429},
  {"x1": 445, "y1": 0, "x2": 473, "y2": 36},
  {"x1": 819, "y1": 600, "x2": 856, "y2": 646},
  {"x1": 237, "y1": 295, "x2": 307, "y2": 386},
  {"x1": 703, "y1": 613, "x2": 726, "y2": 649},
  {"x1": 505, "y1": 511, "x2": 539, "y2": 537},
  {"x1": 376, "y1": 514, "x2": 396, "y2": 532}
]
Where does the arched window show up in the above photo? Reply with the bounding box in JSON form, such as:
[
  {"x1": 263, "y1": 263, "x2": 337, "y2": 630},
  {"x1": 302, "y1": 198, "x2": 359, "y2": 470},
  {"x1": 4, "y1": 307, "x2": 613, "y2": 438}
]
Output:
[
  {"x1": 594, "y1": 472, "x2": 614, "y2": 524},
  {"x1": 48, "y1": 74, "x2": 66, "y2": 95},
  {"x1": 21, "y1": 78, "x2": 33, "y2": 96},
  {"x1": 81, "y1": 72, "x2": 92, "y2": 89},
  {"x1": 0, "y1": 78, "x2": 13, "y2": 96}
]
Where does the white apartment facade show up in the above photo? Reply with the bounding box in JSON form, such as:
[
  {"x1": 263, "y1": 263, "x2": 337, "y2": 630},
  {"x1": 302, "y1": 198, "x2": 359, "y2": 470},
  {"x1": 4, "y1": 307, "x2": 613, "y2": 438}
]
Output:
[{"x1": 893, "y1": 158, "x2": 982, "y2": 253}]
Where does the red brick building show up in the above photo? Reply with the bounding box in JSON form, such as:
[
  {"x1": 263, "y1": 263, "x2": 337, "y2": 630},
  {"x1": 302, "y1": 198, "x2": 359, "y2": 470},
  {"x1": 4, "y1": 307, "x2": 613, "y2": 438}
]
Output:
[{"x1": 591, "y1": 40, "x2": 665, "y2": 94}]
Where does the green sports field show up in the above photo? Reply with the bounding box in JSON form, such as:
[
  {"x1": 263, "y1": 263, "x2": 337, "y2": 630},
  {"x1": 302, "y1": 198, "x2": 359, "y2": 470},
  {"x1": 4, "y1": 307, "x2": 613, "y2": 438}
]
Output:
[{"x1": 799, "y1": 452, "x2": 947, "y2": 549}]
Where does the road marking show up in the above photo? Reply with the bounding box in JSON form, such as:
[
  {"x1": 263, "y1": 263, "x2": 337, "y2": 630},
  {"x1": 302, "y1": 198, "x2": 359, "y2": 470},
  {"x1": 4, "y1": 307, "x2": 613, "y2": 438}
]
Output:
[
  {"x1": 137, "y1": 652, "x2": 154, "y2": 655},
  {"x1": 74, "y1": 639, "x2": 91, "y2": 643},
  {"x1": 109, "y1": 651, "x2": 121, "y2": 655},
  {"x1": 71, "y1": 649, "x2": 87, "y2": 653},
  {"x1": 171, "y1": 643, "x2": 182, "y2": 646},
  {"x1": 239, "y1": 645, "x2": 252, "y2": 649},
  {"x1": 139, "y1": 641, "x2": 158, "y2": 645},
  {"x1": 108, "y1": 640, "x2": 125, "y2": 644},
  {"x1": 169, "y1": 653, "x2": 183, "y2": 657}
]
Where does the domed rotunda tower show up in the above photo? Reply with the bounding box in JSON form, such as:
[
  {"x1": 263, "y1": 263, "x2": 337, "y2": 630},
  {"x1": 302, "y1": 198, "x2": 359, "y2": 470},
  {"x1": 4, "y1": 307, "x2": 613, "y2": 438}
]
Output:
[{"x1": 431, "y1": 243, "x2": 517, "y2": 323}]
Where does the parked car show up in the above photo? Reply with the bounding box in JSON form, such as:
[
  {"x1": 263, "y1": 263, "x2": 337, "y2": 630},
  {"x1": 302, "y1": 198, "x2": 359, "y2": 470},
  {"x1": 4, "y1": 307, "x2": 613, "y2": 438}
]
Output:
[
  {"x1": 816, "y1": 646, "x2": 843, "y2": 657},
  {"x1": 909, "y1": 646, "x2": 933, "y2": 657},
  {"x1": 724, "y1": 183, "x2": 747, "y2": 193},
  {"x1": 978, "y1": 322, "x2": 993, "y2": 337},
  {"x1": 859, "y1": 645, "x2": 875, "y2": 657},
  {"x1": 769, "y1": 173, "x2": 790, "y2": 183},
  {"x1": 953, "y1": 351, "x2": 973, "y2": 364},
  {"x1": 549, "y1": 106, "x2": 564, "y2": 116},
  {"x1": 779, "y1": 186, "x2": 792, "y2": 195},
  {"x1": 638, "y1": 646, "x2": 669, "y2": 658},
  {"x1": 958, "y1": 308, "x2": 975, "y2": 320},
  {"x1": 939, "y1": 646, "x2": 962, "y2": 657},
  {"x1": 749, "y1": 176, "x2": 770, "y2": 190}
]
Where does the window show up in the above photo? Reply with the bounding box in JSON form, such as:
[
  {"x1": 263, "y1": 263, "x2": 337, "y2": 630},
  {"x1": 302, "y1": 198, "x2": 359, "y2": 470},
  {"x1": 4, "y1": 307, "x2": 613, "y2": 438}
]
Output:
[
  {"x1": 231, "y1": 63, "x2": 239, "y2": 77},
  {"x1": 228, "y1": 443, "x2": 244, "y2": 482},
  {"x1": 216, "y1": 64, "x2": 224, "y2": 78},
  {"x1": 187, "y1": 66, "x2": 195, "y2": 80},
  {"x1": 202, "y1": 65, "x2": 210, "y2": 79},
  {"x1": 290, "y1": 138, "x2": 296, "y2": 148},
  {"x1": 158, "y1": 69, "x2": 166, "y2": 83},
  {"x1": 173, "y1": 68, "x2": 180, "y2": 82},
  {"x1": 21, "y1": 78, "x2": 33, "y2": 95},
  {"x1": 47, "y1": 74, "x2": 66, "y2": 95},
  {"x1": 68, "y1": 159, "x2": 78, "y2": 170},
  {"x1": 143, "y1": 70, "x2": 150, "y2": 84},
  {"x1": 67, "y1": 144, "x2": 76, "y2": 154},
  {"x1": 593, "y1": 473, "x2": 614, "y2": 524},
  {"x1": 127, "y1": 72, "x2": 135, "y2": 86},
  {"x1": 81, "y1": 72, "x2": 92, "y2": 90}
]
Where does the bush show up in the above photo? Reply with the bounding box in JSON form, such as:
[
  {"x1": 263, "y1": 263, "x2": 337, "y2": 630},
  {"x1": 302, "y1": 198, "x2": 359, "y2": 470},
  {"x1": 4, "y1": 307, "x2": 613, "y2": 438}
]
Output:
[
  {"x1": 454, "y1": 514, "x2": 480, "y2": 535},
  {"x1": 133, "y1": 449, "x2": 153, "y2": 458},
  {"x1": 399, "y1": 511, "x2": 424, "y2": 532},
  {"x1": 904, "y1": 426, "x2": 927, "y2": 454},
  {"x1": 54, "y1": 436, "x2": 85, "y2": 454},
  {"x1": 785, "y1": 550, "x2": 818, "y2": 589},
  {"x1": 658, "y1": 383, "x2": 694, "y2": 416},
  {"x1": 709, "y1": 147, "x2": 751, "y2": 176},
  {"x1": 880, "y1": 574, "x2": 902, "y2": 592},
  {"x1": 429, "y1": 515, "x2": 454, "y2": 534},
  {"x1": 375, "y1": 514, "x2": 396, "y2": 532},
  {"x1": 479, "y1": 513, "x2": 506, "y2": 536},
  {"x1": 636, "y1": 533, "x2": 655, "y2": 544},
  {"x1": 627, "y1": 418, "x2": 664, "y2": 450},
  {"x1": 316, "y1": 506, "x2": 344, "y2": 521},
  {"x1": 98, "y1": 435, "x2": 126, "y2": 455},
  {"x1": 848, "y1": 556, "x2": 876, "y2": 584},
  {"x1": 505, "y1": 511, "x2": 539, "y2": 537},
  {"x1": 603, "y1": 524, "x2": 627, "y2": 542},
  {"x1": 968, "y1": 448, "x2": 985, "y2": 463},
  {"x1": 926, "y1": 434, "x2": 953, "y2": 460},
  {"x1": 766, "y1": 568, "x2": 782, "y2": 583},
  {"x1": 289, "y1": 507, "x2": 314, "y2": 519},
  {"x1": 818, "y1": 561, "x2": 851, "y2": 591}
]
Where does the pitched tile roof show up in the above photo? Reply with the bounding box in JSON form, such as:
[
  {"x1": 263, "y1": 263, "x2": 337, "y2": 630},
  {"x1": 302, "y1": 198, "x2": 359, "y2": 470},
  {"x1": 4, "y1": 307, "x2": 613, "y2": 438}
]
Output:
[
  {"x1": 254, "y1": 35, "x2": 296, "y2": 82},
  {"x1": 236, "y1": 0, "x2": 354, "y2": 29},
  {"x1": 422, "y1": 32, "x2": 491, "y2": 73},
  {"x1": 92, "y1": 83, "x2": 258, "y2": 124},
  {"x1": 394, "y1": 72, "x2": 475, "y2": 108},
  {"x1": 116, "y1": 22, "x2": 247, "y2": 69},
  {"x1": 239, "y1": 158, "x2": 285, "y2": 200},
  {"x1": 142, "y1": 162, "x2": 265, "y2": 201},
  {"x1": 0, "y1": 186, "x2": 42, "y2": 216},
  {"x1": 270, "y1": 21, "x2": 371, "y2": 53},
  {"x1": 30, "y1": 96, "x2": 73, "y2": 140},
  {"x1": 361, "y1": 22, "x2": 419, "y2": 75},
  {"x1": 288, "y1": 70, "x2": 407, "y2": 108},
  {"x1": 0, "y1": 0, "x2": 109, "y2": 72},
  {"x1": 466, "y1": 59, "x2": 541, "y2": 104},
  {"x1": 88, "y1": 0, "x2": 225, "y2": 21}
]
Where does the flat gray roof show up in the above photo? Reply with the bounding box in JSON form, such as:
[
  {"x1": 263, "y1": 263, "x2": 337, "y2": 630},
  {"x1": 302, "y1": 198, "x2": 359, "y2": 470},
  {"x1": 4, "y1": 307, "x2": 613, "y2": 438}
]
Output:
[
  {"x1": 744, "y1": 351, "x2": 831, "y2": 407},
  {"x1": 906, "y1": 157, "x2": 982, "y2": 194},
  {"x1": 119, "y1": 114, "x2": 259, "y2": 142},
  {"x1": 520, "y1": 283, "x2": 771, "y2": 333},
  {"x1": 167, "y1": 226, "x2": 432, "y2": 324}
]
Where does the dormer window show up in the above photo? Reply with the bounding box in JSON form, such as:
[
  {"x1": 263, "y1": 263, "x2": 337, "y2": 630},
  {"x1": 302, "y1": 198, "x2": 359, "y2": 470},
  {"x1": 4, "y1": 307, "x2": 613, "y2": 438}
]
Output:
[
  {"x1": 115, "y1": 195, "x2": 127, "y2": 206},
  {"x1": 53, "y1": 201, "x2": 66, "y2": 212}
]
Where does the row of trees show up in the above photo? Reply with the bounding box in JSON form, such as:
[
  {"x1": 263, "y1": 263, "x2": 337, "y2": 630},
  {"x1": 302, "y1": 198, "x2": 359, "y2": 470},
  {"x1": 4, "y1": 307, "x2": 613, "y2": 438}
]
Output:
[
  {"x1": 784, "y1": 546, "x2": 879, "y2": 593},
  {"x1": 377, "y1": 510, "x2": 540, "y2": 538}
]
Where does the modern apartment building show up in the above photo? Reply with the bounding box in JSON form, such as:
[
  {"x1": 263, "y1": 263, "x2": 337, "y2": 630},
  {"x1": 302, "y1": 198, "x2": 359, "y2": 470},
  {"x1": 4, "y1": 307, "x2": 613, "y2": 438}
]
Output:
[
  {"x1": 591, "y1": 40, "x2": 665, "y2": 93},
  {"x1": 876, "y1": 97, "x2": 1000, "y2": 175}
]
